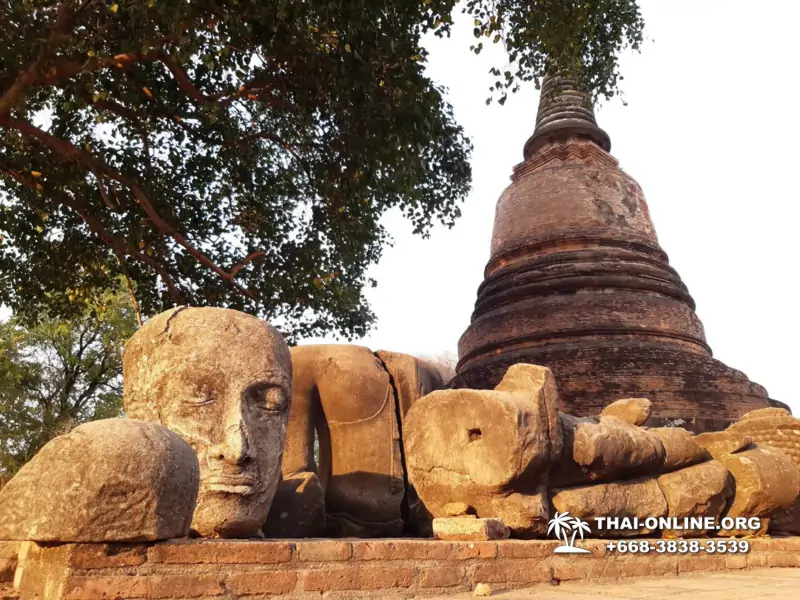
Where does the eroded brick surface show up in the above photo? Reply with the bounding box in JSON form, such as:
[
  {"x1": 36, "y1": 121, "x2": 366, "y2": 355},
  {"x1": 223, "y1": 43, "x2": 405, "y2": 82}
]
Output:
[{"x1": 10, "y1": 537, "x2": 800, "y2": 600}]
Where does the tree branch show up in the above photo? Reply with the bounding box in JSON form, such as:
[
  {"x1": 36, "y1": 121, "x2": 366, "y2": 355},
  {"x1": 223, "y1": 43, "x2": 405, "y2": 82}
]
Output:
[
  {"x1": 0, "y1": 2, "x2": 77, "y2": 117},
  {"x1": 2, "y1": 116, "x2": 260, "y2": 300}
]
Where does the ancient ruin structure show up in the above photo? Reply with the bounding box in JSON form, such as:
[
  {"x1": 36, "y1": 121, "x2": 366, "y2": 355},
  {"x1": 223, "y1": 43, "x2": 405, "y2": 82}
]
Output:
[
  {"x1": 405, "y1": 365, "x2": 800, "y2": 540},
  {"x1": 1, "y1": 303, "x2": 798, "y2": 599},
  {"x1": 453, "y1": 76, "x2": 772, "y2": 431}
]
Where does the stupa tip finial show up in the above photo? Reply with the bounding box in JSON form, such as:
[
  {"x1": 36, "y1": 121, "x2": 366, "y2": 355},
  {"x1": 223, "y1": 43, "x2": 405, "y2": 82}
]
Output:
[{"x1": 522, "y1": 75, "x2": 611, "y2": 159}]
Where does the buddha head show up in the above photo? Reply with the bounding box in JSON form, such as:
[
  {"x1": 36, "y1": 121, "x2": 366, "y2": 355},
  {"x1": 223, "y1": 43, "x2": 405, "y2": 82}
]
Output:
[{"x1": 123, "y1": 307, "x2": 291, "y2": 538}]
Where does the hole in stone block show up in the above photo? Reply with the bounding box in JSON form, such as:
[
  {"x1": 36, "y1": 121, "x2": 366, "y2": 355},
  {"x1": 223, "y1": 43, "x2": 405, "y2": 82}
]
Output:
[{"x1": 468, "y1": 428, "x2": 482, "y2": 442}]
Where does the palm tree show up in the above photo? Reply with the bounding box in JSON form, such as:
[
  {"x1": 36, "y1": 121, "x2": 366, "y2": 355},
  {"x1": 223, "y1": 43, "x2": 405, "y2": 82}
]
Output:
[
  {"x1": 570, "y1": 517, "x2": 592, "y2": 547},
  {"x1": 548, "y1": 511, "x2": 574, "y2": 546}
]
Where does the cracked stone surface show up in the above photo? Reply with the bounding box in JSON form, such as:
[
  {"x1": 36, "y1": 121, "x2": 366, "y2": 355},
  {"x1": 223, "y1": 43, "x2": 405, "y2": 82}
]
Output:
[
  {"x1": 405, "y1": 364, "x2": 562, "y2": 538},
  {"x1": 123, "y1": 307, "x2": 292, "y2": 539},
  {"x1": 0, "y1": 419, "x2": 198, "y2": 541},
  {"x1": 279, "y1": 345, "x2": 445, "y2": 537}
]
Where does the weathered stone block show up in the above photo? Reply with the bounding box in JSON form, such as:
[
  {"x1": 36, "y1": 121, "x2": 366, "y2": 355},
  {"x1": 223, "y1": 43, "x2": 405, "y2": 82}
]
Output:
[
  {"x1": 0, "y1": 419, "x2": 198, "y2": 542},
  {"x1": 717, "y1": 446, "x2": 799, "y2": 536},
  {"x1": 649, "y1": 427, "x2": 711, "y2": 472},
  {"x1": 432, "y1": 518, "x2": 510, "y2": 541},
  {"x1": 600, "y1": 398, "x2": 651, "y2": 426},
  {"x1": 694, "y1": 431, "x2": 753, "y2": 458},
  {"x1": 405, "y1": 364, "x2": 562, "y2": 538},
  {"x1": 553, "y1": 414, "x2": 665, "y2": 486},
  {"x1": 551, "y1": 477, "x2": 668, "y2": 537},
  {"x1": 656, "y1": 461, "x2": 733, "y2": 537}
]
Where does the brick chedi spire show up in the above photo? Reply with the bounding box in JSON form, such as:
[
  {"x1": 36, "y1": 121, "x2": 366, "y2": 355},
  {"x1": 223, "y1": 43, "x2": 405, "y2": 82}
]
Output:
[{"x1": 452, "y1": 75, "x2": 772, "y2": 432}]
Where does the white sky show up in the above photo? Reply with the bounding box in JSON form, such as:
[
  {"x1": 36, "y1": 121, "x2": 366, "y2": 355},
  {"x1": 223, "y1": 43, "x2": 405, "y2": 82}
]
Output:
[{"x1": 303, "y1": 0, "x2": 800, "y2": 414}]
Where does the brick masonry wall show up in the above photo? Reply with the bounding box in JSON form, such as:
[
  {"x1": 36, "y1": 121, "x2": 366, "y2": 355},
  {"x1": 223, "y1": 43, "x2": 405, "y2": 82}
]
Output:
[{"x1": 8, "y1": 537, "x2": 800, "y2": 600}]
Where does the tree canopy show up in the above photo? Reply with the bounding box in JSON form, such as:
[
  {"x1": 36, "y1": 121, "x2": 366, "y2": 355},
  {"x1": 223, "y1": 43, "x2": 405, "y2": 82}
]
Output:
[
  {"x1": 0, "y1": 282, "x2": 137, "y2": 483},
  {"x1": 1, "y1": 0, "x2": 644, "y2": 340},
  {"x1": 465, "y1": 0, "x2": 645, "y2": 105}
]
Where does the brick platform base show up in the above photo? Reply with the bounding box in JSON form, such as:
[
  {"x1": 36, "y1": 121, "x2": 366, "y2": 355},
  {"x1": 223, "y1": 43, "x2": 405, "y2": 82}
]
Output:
[{"x1": 4, "y1": 537, "x2": 800, "y2": 599}]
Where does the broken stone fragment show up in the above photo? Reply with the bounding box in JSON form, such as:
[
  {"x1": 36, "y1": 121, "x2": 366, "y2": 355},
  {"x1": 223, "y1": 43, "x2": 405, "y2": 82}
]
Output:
[
  {"x1": 600, "y1": 398, "x2": 652, "y2": 426},
  {"x1": 649, "y1": 427, "x2": 711, "y2": 472},
  {"x1": 0, "y1": 419, "x2": 199, "y2": 542},
  {"x1": 433, "y1": 517, "x2": 510, "y2": 541},
  {"x1": 551, "y1": 414, "x2": 665, "y2": 486},
  {"x1": 263, "y1": 471, "x2": 326, "y2": 538},
  {"x1": 443, "y1": 502, "x2": 475, "y2": 517},
  {"x1": 405, "y1": 364, "x2": 562, "y2": 538},
  {"x1": 551, "y1": 476, "x2": 668, "y2": 537},
  {"x1": 717, "y1": 446, "x2": 800, "y2": 537},
  {"x1": 656, "y1": 460, "x2": 733, "y2": 538},
  {"x1": 694, "y1": 430, "x2": 753, "y2": 458}
]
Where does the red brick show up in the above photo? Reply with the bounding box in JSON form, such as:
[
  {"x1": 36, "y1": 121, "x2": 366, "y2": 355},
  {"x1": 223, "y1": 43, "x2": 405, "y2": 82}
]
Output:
[
  {"x1": 472, "y1": 560, "x2": 550, "y2": 585},
  {"x1": 352, "y1": 540, "x2": 453, "y2": 561},
  {"x1": 553, "y1": 554, "x2": 679, "y2": 582},
  {"x1": 63, "y1": 575, "x2": 224, "y2": 599},
  {"x1": 225, "y1": 571, "x2": 296, "y2": 596},
  {"x1": 749, "y1": 537, "x2": 800, "y2": 552},
  {"x1": 148, "y1": 540, "x2": 291, "y2": 564},
  {"x1": 294, "y1": 540, "x2": 352, "y2": 562},
  {"x1": 455, "y1": 542, "x2": 497, "y2": 560},
  {"x1": 676, "y1": 555, "x2": 737, "y2": 574},
  {"x1": 299, "y1": 566, "x2": 414, "y2": 591},
  {"x1": 763, "y1": 553, "x2": 800, "y2": 568},
  {"x1": 419, "y1": 566, "x2": 465, "y2": 588},
  {"x1": 747, "y1": 552, "x2": 769, "y2": 568},
  {"x1": 496, "y1": 540, "x2": 559, "y2": 559},
  {"x1": 70, "y1": 545, "x2": 147, "y2": 569}
]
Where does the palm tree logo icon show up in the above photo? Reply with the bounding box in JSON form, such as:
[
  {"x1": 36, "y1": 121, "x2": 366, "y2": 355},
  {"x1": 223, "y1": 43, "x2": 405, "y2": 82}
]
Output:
[{"x1": 547, "y1": 511, "x2": 592, "y2": 554}]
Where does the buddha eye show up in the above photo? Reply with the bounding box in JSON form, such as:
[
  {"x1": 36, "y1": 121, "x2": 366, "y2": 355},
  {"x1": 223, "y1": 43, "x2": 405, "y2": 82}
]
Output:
[
  {"x1": 186, "y1": 385, "x2": 214, "y2": 406},
  {"x1": 247, "y1": 383, "x2": 287, "y2": 412}
]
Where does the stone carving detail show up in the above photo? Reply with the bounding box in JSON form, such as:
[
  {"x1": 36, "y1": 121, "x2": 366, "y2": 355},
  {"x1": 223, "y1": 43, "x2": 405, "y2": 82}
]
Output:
[
  {"x1": 0, "y1": 419, "x2": 198, "y2": 542},
  {"x1": 123, "y1": 307, "x2": 292, "y2": 539}
]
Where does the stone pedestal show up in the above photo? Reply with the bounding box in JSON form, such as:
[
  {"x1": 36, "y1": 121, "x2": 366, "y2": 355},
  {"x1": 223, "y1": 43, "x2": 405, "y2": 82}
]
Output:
[{"x1": 453, "y1": 77, "x2": 772, "y2": 431}]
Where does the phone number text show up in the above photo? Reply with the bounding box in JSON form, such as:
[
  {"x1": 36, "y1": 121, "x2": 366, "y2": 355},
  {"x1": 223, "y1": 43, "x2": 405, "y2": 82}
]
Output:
[{"x1": 605, "y1": 540, "x2": 750, "y2": 554}]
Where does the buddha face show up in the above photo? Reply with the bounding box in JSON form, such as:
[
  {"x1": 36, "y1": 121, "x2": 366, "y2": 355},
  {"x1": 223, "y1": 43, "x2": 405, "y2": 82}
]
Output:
[{"x1": 123, "y1": 307, "x2": 292, "y2": 538}]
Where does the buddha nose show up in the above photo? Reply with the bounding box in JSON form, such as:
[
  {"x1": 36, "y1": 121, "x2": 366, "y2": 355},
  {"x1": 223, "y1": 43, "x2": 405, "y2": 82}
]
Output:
[{"x1": 209, "y1": 418, "x2": 254, "y2": 467}]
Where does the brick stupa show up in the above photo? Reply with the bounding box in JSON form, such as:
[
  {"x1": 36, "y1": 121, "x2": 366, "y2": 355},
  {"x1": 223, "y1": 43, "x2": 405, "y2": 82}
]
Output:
[{"x1": 453, "y1": 76, "x2": 772, "y2": 431}]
